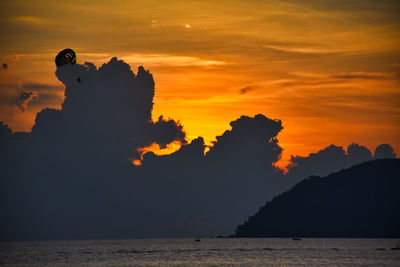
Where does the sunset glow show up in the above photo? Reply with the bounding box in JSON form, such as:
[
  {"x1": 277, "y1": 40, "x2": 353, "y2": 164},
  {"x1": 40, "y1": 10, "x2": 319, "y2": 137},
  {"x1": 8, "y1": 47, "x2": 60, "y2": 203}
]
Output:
[{"x1": 1, "y1": 0, "x2": 399, "y2": 167}]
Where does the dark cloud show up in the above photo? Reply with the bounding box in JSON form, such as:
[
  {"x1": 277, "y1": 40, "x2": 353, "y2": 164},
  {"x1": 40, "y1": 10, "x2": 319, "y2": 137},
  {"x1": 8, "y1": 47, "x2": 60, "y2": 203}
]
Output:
[
  {"x1": 374, "y1": 144, "x2": 396, "y2": 159},
  {"x1": 282, "y1": 71, "x2": 394, "y2": 88},
  {"x1": 15, "y1": 91, "x2": 38, "y2": 111},
  {"x1": 15, "y1": 83, "x2": 64, "y2": 107},
  {"x1": 0, "y1": 57, "x2": 188, "y2": 240},
  {"x1": 0, "y1": 55, "x2": 397, "y2": 240},
  {"x1": 286, "y1": 142, "x2": 395, "y2": 184},
  {"x1": 0, "y1": 122, "x2": 12, "y2": 142},
  {"x1": 21, "y1": 83, "x2": 63, "y2": 92},
  {"x1": 145, "y1": 115, "x2": 186, "y2": 149},
  {"x1": 331, "y1": 72, "x2": 391, "y2": 80},
  {"x1": 28, "y1": 92, "x2": 62, "y2": 107},
  {"x1": 347, "y1": 143, "x2": 373, "y2": 165},
  {"x1": 52, "y1": 57, "x2": 186, "y2": 160},
  {"x1": 206, "y1": 114, "x2": 283, "y2": 167},
  {"x1": 138, "y1": 114, "x2": 286, "y2": 236},
  {"x1": 239, "y1": 86, "x2": 254, "y2": 94},
  {"x1": 286, "y1": 145, "x2": 349, "y2": 180}
]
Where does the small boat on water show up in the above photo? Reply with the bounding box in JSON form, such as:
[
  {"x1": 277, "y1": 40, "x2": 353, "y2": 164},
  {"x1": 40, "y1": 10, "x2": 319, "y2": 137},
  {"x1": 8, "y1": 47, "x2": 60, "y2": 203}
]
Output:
[
  {"x1": 391, "y1": 244, "x2": 400, "y2": 250},
  {"x1": 195, "y1": 239, "x2": 201, "y2": 242},
  {"x1": 292, "y1": 238, "x2": 302, "y2": 241}
]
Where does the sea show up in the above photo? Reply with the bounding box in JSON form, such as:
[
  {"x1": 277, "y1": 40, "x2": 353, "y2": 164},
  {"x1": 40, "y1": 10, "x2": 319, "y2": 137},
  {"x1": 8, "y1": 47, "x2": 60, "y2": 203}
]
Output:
[{"x1": 1, "y1": 238, "x2": 399, "y2": 266}]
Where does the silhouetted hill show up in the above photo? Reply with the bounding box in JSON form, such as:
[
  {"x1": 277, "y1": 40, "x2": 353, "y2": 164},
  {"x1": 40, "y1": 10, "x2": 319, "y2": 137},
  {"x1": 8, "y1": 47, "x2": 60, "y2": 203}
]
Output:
[{"x1": 234, "y1": 159, "x2": 400, "y2": 238}]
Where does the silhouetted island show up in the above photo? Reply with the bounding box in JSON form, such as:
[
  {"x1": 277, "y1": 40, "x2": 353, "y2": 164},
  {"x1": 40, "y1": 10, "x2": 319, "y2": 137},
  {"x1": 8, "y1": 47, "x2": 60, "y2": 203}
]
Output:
[{"x1": 234, "y1": 159, "x2": 400, "y2": 238}]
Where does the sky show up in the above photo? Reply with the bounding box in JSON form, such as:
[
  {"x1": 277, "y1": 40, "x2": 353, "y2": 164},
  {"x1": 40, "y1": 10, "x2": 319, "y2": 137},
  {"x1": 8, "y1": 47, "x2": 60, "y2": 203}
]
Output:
[{"x1": 0, "y1": 0, "x2": 399, "y2": 167}]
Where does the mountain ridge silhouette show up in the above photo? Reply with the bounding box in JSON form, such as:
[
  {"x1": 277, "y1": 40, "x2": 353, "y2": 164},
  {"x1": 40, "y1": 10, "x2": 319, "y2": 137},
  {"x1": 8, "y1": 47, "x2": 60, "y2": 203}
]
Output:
[{"x1": 234, "y1": 159, "x2": 400, "y2": 238}]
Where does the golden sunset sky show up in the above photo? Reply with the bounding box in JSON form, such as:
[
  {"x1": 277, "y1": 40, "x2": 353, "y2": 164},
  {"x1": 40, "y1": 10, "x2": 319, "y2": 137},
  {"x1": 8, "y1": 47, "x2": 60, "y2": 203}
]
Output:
[{"x1": 0, "y1": 0, "x2": 399, "y2": 167}]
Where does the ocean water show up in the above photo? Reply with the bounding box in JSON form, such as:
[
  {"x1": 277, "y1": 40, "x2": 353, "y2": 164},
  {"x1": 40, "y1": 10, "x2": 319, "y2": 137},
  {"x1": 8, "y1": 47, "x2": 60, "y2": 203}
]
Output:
[{"x1": 1, "y1": 238, "x2": 399, "y2": 266}]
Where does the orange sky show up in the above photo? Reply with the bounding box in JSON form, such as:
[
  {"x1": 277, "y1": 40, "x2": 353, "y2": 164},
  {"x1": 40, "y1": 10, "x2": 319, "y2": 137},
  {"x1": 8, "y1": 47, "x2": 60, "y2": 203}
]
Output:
[{"x1": 0, "y1": 0, "x2": 399, "y2": 167}]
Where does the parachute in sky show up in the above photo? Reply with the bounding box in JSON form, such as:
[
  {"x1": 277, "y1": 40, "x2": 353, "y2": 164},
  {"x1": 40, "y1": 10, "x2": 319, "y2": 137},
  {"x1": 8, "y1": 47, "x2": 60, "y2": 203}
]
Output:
[
  {"x1": 55, "y1": 49, "x2": 76, "y2": 67},
  {"x1": 55, "y1": 49, "x2": 81, "y2": 82}
]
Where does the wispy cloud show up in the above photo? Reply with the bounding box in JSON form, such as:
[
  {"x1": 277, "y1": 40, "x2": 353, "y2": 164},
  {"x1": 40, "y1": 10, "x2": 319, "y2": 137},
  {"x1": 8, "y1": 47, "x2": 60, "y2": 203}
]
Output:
[
  {"x1": 330, "y1": 71, "x2": 394, "y2": 80},
  {"x1": 239, "y1": 86, "x2": 254, "y2": 94},
  {"x1": 121, "y1": 54, "x2": 225, "y2": 67},
  {"x1": 15, "y1": 91, "x2": 38, "y2": 112},
  {"x1": 289, "y1": 71, "x2": 328, "y2": 78},
  {"x1": 42, "y1": 53, "x2": 226, "y2": 67},
  {"x1": 264, "y1": 45, "x2": 344, "y2": 55},
  {"x1": 12, "y1": 16, "x2": 47, "y2": 26},
  {"x1": 285, "y1": 71, "x2": 396, "y2": 86},
  {"x1": 151, "y1": 20, "x2": 160, "y2": 28}
]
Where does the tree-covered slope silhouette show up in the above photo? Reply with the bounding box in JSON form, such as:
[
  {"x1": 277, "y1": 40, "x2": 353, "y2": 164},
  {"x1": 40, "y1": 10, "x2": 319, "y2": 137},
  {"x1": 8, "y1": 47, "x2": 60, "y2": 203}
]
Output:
[{"x1": 234, "y1": 159, "x2": 400, "y2": 238}]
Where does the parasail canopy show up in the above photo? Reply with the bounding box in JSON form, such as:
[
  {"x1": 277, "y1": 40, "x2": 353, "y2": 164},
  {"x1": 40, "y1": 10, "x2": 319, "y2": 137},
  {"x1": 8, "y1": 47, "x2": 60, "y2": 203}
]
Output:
[{"x1": 55, "y1": 49, "x2": 76, "y2": 67}]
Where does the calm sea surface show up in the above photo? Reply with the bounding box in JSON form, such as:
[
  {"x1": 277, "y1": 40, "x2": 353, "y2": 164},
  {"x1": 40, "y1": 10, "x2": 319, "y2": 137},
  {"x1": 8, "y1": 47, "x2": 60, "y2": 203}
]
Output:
[{"x1": 1, "y1": 238, "x2": 399, "y2": 266}]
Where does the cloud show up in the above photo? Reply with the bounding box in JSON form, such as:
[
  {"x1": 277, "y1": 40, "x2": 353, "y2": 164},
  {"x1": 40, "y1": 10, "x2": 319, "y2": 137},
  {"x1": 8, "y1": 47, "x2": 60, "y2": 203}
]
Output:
[
  {"x1": 138, "y1": 114, "x2": 286, "y2": 235},
  {"x1": 15, "y1": 91, "x2": 38, "y2": 111},
  {"x1": 0, "y1": 122, "x2": 12, "y2": 142},
  {"x1": 146, "y1": 115, "x2": 186, "y2": 149},
  {"x1": 264, "y1": 45, "x2": 342, "y2": 55},
  {"x1": 52, "y1": 57, "x2": 186, "y2": 160},
  {"x1": 121, "y1": 54, "x2": 225, "y2": 67},
  {"x1": 206, "y1": 114, "x2": 283, "y2": 166},
  {"x1": 268, "y1": 71, "x2": 398, "y2": 91},
  {"x1": 1, "y1": 54, "x2": 397, "y2": 240},
  {"x1": 374, "y1": 144, "x2": 396, "y2": 159},
  {"x1": 77, "y1": 53, "x2": 226, "y2": 67},
  {"x1": 28, "y1": 92, "x2": 63, "y2": 107},
  {"x1": 12, "y1": 16, "x2": 48, "y2": 26},
  {"x1": 285, "y1": 142, "x2": 394, "y2": 183},
  {"x1": 1, "y1": 57, "x2": 193, "y2": 239},
  {"x1": 289, "y1": 71, "x2": 327, "y2": 78},
  {"x1": 285, "y1": 71, "x2": 394, "y2": 87},
  {"x1": 141, "y1": 137, "x2": 206, "y2": 167},
  {"x1": 239, "y1": 86, "x2": 254, "y2": 94},
  {"x1": 18, "y1": 83, "x2": 64, "y2": 106},
  {"x1": 347, "y1": 143, "x2": 373, "y2": 164},
  {"x1": 21, "y1": 83, "x2": 62, "y2": 92},
  {"x1": 286, "y1": 145, "x2": 349, "y2": 179},
  {"x1": 331, "y1": 72, "x2": 393, "y2": 80},
  {"x1": 151, "y1": 20, "x2": 160, "y2": 28}
]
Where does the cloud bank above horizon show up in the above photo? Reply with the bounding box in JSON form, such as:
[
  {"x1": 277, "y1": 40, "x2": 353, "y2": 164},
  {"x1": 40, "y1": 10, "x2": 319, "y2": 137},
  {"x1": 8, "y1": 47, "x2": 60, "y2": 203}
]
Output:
[{"x1": 0, "y1": 56, "x2": 397, "y2": 240}]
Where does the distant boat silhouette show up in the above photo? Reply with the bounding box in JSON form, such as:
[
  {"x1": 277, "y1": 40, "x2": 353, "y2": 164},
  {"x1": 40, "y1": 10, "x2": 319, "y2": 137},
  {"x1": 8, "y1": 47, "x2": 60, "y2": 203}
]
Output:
[
  {"x1": 391, "y1": 244, "x2": 400, "y2": 250},
  {"x1": 292, "y1": 238, "x2": 302, "y2": 241},
  {"x1": 195, "y1": 239, "x2": 201, "y2": 242}
]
